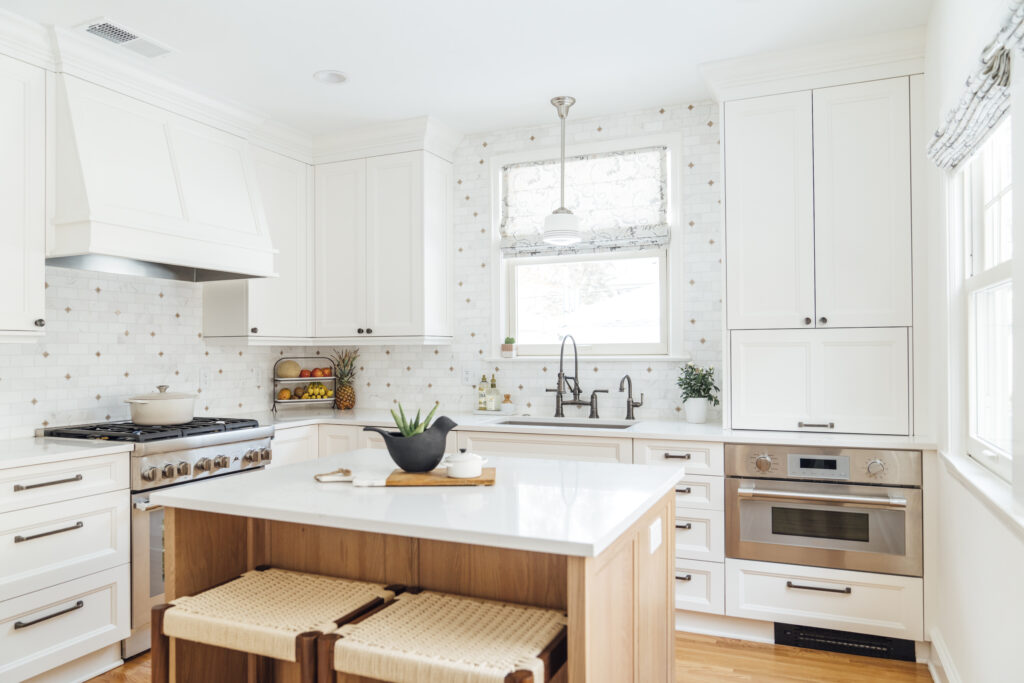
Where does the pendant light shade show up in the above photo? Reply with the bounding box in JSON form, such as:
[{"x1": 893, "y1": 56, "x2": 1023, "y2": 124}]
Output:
[{"x1": 542, "y1": 96, "x2": 581, "y2": 246}]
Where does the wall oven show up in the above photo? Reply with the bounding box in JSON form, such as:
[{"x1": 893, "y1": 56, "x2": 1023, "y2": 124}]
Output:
[{"x1": 725, "y1": 444, "x2": 922, "y2": 577}]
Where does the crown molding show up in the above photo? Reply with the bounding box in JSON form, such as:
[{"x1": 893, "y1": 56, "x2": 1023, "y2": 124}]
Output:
[
  {"x1": 313, "y1": 116, "x2": 463, "y2": 164},
  {"x1": 700, "y1": 27, "x2": 926, "y2": 102},
  {"x1": 0, "y1": 8, "x2": 56, "y2": 69}
]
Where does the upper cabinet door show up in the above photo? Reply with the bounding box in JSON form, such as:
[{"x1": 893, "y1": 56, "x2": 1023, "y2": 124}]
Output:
[
  {"x1": 249, "y1": 148, "x2": 313, "y2": 337},
  {"x1": 725, "y1": 91, "x2": 815, "y2": 330},
  {"x1": 812, "y1": 78, "x2": 912, "y2": 328},
  {"x1": 365, "y1": 152, "x2": 424, "y2": 336},
  {"x1": 314, "y1": 159, "x2": 366, "y2": 337},
  {"x1": 730, "y1": 329, "x2": 816, "y2": 432},
  {"x1": 0, "y1": 54, "x2": 44, "y2": 335}
]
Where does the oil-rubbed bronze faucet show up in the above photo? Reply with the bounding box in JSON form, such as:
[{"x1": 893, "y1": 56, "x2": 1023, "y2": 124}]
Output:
[
  {"x1": 619, "y1": 374, "x2": 644, "y2": 420},
  {"x1": 547, "y1": 335, "x2": 598, "y2": 417}
]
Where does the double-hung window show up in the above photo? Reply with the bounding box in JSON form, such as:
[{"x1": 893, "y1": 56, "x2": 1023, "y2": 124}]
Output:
[
  {"x1": 499, "y1": 145, "x2": 672, "y2": 356},
  {"x1": 961, "y1": 116, "x2": 1013, "y2": 480}
]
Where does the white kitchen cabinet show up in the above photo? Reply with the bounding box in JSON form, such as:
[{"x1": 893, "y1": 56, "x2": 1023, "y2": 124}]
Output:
[
  {"x1": 674, "y1": 510, "x2": 725, "y2": 563},
  {"x1": 318, "y1": 425, "x2": 362, "y2": 458},
  {"x1": 725, "y1": 558, "x2": 923, "y2": 641},
  {"x1": 0, "y1": 53, "x2": 45, "y2": 339},
  {"x1": 203, "y1": 147, "x2": 314, "y2": 340},
  {"x1": 813, "y1": 78, "x2": 912, "y2": 327},
  {"x1": 724, "y1": 91, "x2": 815, "y2": 330},
  {"x1": 633, "y1": 440, "x2": 724, "y2": 476},
  {"x1": 456, "y1": 431, "x2": 632, "y2": 463},
  {"x1": 0, "y1": 452, "x2": 129, "y2": 515},
  {"x1": 314, "y1": 151, "x2": 453, "y2": 343},
  {"x1": 268, "y1": 426, "x2": 319, "y2": 468},
  {"x1": 674, "y1": 559, "x2": 725, "y2": 615},
  {"x1": 731, "y1": 328, "x2": 909, "y2": 434},
  {"x1": 673, "y1": 475, "x2": 724, "y2": 512}
]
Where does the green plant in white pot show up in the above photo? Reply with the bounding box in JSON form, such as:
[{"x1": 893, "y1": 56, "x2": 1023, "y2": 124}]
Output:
[{"x1": 677, "y1": 362, "x2": 719, "y2": 424}]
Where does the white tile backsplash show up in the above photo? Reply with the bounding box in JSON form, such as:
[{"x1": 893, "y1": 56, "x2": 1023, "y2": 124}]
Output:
[{"x1": 0, "y1": 102, "x2": 721, "y2": 438}]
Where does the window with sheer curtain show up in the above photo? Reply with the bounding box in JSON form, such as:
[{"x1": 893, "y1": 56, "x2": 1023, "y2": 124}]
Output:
[{"x1": 961, "y1": 116, "x2": 1013, "y2": 481}]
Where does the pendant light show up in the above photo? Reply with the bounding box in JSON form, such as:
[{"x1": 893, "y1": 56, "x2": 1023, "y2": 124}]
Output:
[{"x1": 542, "y1": 96, "x2": 581, "y2": 245}]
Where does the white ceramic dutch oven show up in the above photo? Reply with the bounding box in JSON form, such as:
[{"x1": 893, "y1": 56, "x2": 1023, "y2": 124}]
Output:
[
  {"x1": 125, "y1": 385, "x2": 197, "y2": 425},
  {"x1": 445, "y1": 449, "x2": 487, "y2": 479}
]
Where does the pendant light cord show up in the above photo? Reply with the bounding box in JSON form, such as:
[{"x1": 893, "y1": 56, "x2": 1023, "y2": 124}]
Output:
[{"x1": 559, "y1": 113, "x2": 567, "y2": 210}]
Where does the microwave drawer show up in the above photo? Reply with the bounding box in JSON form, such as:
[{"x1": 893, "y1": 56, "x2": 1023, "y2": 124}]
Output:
[{"x1": 725, "y1": 559, "x2": 923, "y2": 641}]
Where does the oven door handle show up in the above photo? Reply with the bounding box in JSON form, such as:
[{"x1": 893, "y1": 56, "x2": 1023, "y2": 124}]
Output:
[
  {"x1": 133, "y1": 499, "x2": 163, "y2": 512},
  {"x1": 736, "y1": 487, "x2": 908, "y2": 509}
]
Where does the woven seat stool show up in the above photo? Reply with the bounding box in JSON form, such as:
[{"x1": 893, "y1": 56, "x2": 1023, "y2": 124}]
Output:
[
  {"x1": 151, "y1": 567, "x2": 398, "y2": 683},
  {"x1": 316, "y1": 589, "x2": 568, "y2": 683}
]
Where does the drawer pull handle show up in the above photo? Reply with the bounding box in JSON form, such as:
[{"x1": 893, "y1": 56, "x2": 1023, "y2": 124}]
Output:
[
  {"x1": 675, "y1": 523, "x2": 692, "y2": 530},
  {"x1": 676, "y1": 574, "x2": 693, "y2": 581},
  {"x1": 14, "y1": 600, "x2": 84, "y2": 630},
  {"x1": 797, "y1": 422, "x2": 835, "y2": 429},
  {"x1": 786, "y1": 581, "x2": 851, "y2": 595},
  {"x1": 13, "y1": 474, "x2": 83, "y2": 492},
  {"x1": 664, "y1": 452, "x2": 692, "y2": 460},
  {"x1": 14, "y1": 521, "x2": 84, "y2": 543},
  {"x1": 676, "y1": 487, "x2": 692, "y2": 494}
]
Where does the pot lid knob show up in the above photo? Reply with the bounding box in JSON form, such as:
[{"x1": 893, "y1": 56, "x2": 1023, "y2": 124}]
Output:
[{"x1": 157, "y1": 385, "x2": 169, "y2": 393}]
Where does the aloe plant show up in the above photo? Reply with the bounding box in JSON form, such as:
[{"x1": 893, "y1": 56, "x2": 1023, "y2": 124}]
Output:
[{"x1": 390, "y1": 402, "x2": 439, "y2": 437}]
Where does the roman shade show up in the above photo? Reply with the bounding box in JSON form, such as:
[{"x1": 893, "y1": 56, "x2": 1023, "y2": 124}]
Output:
[{"x1": 500, "y1": 146, "x2": 669, "y2": 257}]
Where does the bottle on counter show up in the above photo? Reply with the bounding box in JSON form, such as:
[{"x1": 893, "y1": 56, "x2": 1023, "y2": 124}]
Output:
[
  {"x1": 486, "y1": 374, "x2": 499, "y2": 411},
  {"x1": 477, "y1": 375, "x2": 489, "y2": 411}
]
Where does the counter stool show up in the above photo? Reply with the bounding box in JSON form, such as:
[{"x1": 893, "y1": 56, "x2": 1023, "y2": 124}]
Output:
[
  {"x1": 316, "y1": 589, "x2": 568, "y2": 683},
  {"x1": 152, "y1": 567, "x2": 398, "y2": 683}
]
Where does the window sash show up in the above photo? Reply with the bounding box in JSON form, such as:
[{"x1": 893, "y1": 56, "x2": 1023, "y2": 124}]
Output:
[{"x1": 507, "y1": 250, "x2": 670, "y2": 356}]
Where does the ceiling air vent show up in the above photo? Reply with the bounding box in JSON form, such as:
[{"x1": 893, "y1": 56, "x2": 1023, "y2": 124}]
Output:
[{"x1": 78, "y1": 19, "x2": 172, "y2": 58}]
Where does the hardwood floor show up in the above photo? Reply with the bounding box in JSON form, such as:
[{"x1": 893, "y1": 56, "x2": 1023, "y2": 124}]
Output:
[{"x1": 89, "y1": 632, "x2": 933, "y2": 682}]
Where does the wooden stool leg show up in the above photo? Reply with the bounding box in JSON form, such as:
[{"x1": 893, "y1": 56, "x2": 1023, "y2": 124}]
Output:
[
  {"x1": 296, "y1": 631, "x2": 320, "y2": 683},
  {"x1": 505, "y1": 672, "x2": 534, "y2": 682},
  {"x1": 317, "y1": 633, "x2": 342, "y2": 683},
  {"x1": 151, "y1": 604, "x2": 173, "y2": 683}
]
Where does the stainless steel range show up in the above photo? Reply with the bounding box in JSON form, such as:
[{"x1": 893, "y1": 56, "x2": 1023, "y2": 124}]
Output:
[{"x1": 42, "y1": 418, "x2": 274, "y2": 657}]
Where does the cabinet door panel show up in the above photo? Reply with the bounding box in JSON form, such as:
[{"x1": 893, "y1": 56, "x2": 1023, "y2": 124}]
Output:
[
  {"x1": 725, "y1": 92, "x2": 815, "y2": 329},
  {"x1": 365, "y1": 153, "x2": 423, "y2": 336},
  {"x1": 456, "y1": 431, "x2": 632, "y2": 463},
  {"x1": 315, "y1": 160, "x2": 366, "y2": 337},
  {"x1": 730, "y1": 330, "x2": 814, "y2": 431},
  {"x1": 268, "y1": 426, "x2": 318, "y2": 468},
  {"x1": 813, "y1": 78, "x2": 912, "y2": 327},
  {"x1": 0, "y1": 54, "x2": 44, "y2": 333},
  {"x1": 318, "y1": 425, "x2": 361, "y2": 458}
]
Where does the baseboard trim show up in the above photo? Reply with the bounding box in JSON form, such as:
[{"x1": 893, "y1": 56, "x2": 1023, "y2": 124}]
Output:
[
  {"x1": 675, "y1": 610, "x2": 775, "y2": 643},
  {"x1": 928, "y1": 627, "x2": 960, "y2": 683}
]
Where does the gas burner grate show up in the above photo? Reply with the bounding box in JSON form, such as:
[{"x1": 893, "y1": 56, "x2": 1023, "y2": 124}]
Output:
[{"x1": 45, "y1": 417, "x2": 260, "y2": 442}]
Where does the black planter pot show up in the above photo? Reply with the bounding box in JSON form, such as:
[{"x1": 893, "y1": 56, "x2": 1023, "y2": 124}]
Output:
[{"x1": 362, "y1": 416, "x2": 457, "y2": 473}]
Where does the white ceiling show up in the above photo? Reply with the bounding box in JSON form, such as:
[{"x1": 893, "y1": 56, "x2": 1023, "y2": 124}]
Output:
[{"x1": 1, "y1": 0, "x2": 932, "y2": 135}]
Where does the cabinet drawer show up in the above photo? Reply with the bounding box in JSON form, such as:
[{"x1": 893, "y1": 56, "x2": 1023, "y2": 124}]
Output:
[
  {"x1": 674, "y1": 509, "x2": 724, "y2": 562},
  {"x1": 633, "y1": 440, "x2": 723, "y2": 475},
  {"x1": 456, "y1": 431, "x2": 632, "y2": 463},
  {"x1": 0, "y1": 564, "x2": 130, "y2": 681},
  {"x1": 0, "y1": 453, "x2": 129, "y2": 514},
  {"x1": 674, "y1": 559, "x2": 724, "y2": 615},
  {"x1": 725, "y1": 559, "x2": 923, "y2": 640},
  {"x1": 0, "y1": 490, "x2": 129, "y2": 601},
  {"x1": 674, "y1": 474, "x2": 724, "y2": 511}
]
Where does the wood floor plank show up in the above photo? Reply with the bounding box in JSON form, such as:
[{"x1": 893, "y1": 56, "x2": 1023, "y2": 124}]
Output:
[{"x1": 89, "y1": 631, "x2": 933, "y2": 683}]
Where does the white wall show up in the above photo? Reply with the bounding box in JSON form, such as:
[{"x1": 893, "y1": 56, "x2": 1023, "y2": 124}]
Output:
[{"x1": 923, "y1": 1, "x2": 1024, "y2": 681}]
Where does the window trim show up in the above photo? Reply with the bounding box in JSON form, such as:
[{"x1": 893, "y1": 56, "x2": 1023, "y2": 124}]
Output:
[
  {"x1": 506, "y1": 249, "x2": 670, "y2": 357},
  {"x1": 488, "y1": 132, "x2": 688, "y2": 359}
]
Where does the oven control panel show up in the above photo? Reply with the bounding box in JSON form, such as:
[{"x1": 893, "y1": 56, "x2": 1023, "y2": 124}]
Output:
[{"x1": 725, "y1": 444, "x2": 921, "y2": 486}]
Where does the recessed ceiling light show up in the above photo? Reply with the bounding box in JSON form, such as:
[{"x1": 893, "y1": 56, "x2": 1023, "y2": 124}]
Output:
[{"x1": 313, "y1": 70, "x2": 348, "y2": 84}]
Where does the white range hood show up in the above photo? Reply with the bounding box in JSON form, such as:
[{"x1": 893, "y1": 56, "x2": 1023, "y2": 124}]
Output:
[{"x1": 47, "y1": 73, "x2": 276, "y2": 280}]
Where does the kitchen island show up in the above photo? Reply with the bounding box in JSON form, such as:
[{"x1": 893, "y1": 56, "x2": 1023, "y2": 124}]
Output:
[{"x1": 150, "y1": 449, "x2": 683, "y2": 682}]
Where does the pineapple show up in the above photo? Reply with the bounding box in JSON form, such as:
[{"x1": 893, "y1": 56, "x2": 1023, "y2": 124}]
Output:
[{"x1": 331, "y1": 348, "x2": 359, "y2": 410}]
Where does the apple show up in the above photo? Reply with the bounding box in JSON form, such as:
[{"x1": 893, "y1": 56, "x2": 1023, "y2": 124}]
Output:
[
  {"x1": 311, "y1": 368, "x2": 324, "y2": 378},
  {"x1": 299, "y1": 369, "x2": 311, "y2": 378},
  {"x1": 321, "y1": 367, "x2": 333, "y2": 376}
]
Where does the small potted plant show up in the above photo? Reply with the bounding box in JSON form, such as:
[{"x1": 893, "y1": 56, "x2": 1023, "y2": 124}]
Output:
[
  {"x1": 501, "y1": 336, "x2": 516, "y2": 358},
  {"x1": 363, "y1": 403, "x2": 457, "y2": 472},
  {"x1": 677, "y1": 362, "x2": 719, "y2": 424}
]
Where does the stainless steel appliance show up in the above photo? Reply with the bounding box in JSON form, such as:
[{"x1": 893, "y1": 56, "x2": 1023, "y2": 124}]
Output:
[
  {"x1": 725, "y1": 444, "x2": 922, "y2": 577},
  {"x1": 43, "y1": 418, "x2": 273, "y2": 657}
]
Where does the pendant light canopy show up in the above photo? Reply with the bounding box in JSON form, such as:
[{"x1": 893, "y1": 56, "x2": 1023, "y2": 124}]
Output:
[{"x1": 542, "y1": 96, "x2": 581, "y2": 246}]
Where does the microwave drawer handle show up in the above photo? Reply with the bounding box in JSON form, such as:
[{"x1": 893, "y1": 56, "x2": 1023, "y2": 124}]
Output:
[
  {"x1": 736, "y1": 487, "x2": 908, "y2": 509},
  {"x1": 786, "y1": 581, "x2": 852, "y2": 595},
  {"x1": 14, "y1": 600, "x2": 84, "y2": 629}
]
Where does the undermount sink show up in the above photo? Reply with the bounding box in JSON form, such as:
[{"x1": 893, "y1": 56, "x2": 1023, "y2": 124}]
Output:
[{"x1": 494, "y1": 418, "x2": 635, "y2": 430}]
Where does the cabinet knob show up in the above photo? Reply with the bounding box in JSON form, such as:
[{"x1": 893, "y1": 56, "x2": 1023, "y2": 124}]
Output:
[
  {"x1": 251, "y1": 327, "x2": 259, "y2": 334},
  {"x1": 803, "y1": 317, "x2": 812, "y2": 325},
  {"x1": 34, "y1": 319, "x2": 45, "y2": 328},
  {"x1": 357, "y1": 328, "x2": 365, "y2": 334},
  {"x1": 366, "y1": 328, "x2": 373, "y2": 334},
  {"x1": 818, "y1": 317, "x2": 828, "y2": 325}
]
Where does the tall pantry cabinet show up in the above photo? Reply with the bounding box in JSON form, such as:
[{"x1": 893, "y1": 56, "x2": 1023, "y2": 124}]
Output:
[{"x1": 725, "y1": 76, "x2": 917, "y2": 435}]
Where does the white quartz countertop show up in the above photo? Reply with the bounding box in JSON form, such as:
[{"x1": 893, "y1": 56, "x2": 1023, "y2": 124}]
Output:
[
  {"x1": 0, "y1": 437, "x2": 134, "y2": 470},
  {"x1": 150, "y1": 449, "x2": 685, "y2": 557},
  {"x1": 258, "y1": 409, "x2": 938, "y2": 451}
]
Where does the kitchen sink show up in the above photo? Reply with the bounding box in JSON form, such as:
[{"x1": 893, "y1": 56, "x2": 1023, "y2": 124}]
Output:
[{"x1": 494, "y1": 418, "x2": 635, "y2": 430}]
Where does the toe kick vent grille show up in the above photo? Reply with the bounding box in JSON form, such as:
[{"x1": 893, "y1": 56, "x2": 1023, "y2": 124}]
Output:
[{"x1": 774, "y1": 623, "x2": 916, "y2": 662}]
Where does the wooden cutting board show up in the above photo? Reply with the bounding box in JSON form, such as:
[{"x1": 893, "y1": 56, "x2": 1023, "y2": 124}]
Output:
[{"x1": 386, "y1": 467, "x2": 496, "y2": 487}]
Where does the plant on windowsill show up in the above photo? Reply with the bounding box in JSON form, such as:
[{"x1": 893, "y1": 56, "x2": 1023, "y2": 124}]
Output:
[
  {"x1": 501, "y1": 336, "x2": 516, "y2": 358},
  {"x1": 677, "y1": 362, "x2": 719, "y2": 424}
]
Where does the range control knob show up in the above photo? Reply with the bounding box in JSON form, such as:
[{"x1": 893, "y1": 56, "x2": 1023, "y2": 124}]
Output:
[
  {"x1": 213, "y1": 455, "x2": 230, "y2": 469},
  {"x1": 242, "y1": 449, "x2": 259, "y2": 464},
  {"x1": 754, "y1": 454, "x2": 773, "y2": 473},
  {"x1": 176, "y1": 461, "x2": 191, "y2": 476},
  {"x1": 140, "y1": 467, "x2": 158, "y2": 482},
  {"x1": 259, "y1": 448, "x2": 272, "y2": 462},
  {"x1": 194, "y1": 458, "x2": 213, "y2": 473},
  {"x1": 161, "y1": 464, "x2": 176, "y2": 479},
  {"x1": 866, "y1": 459, "x2": 886, "y2": 476}
]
